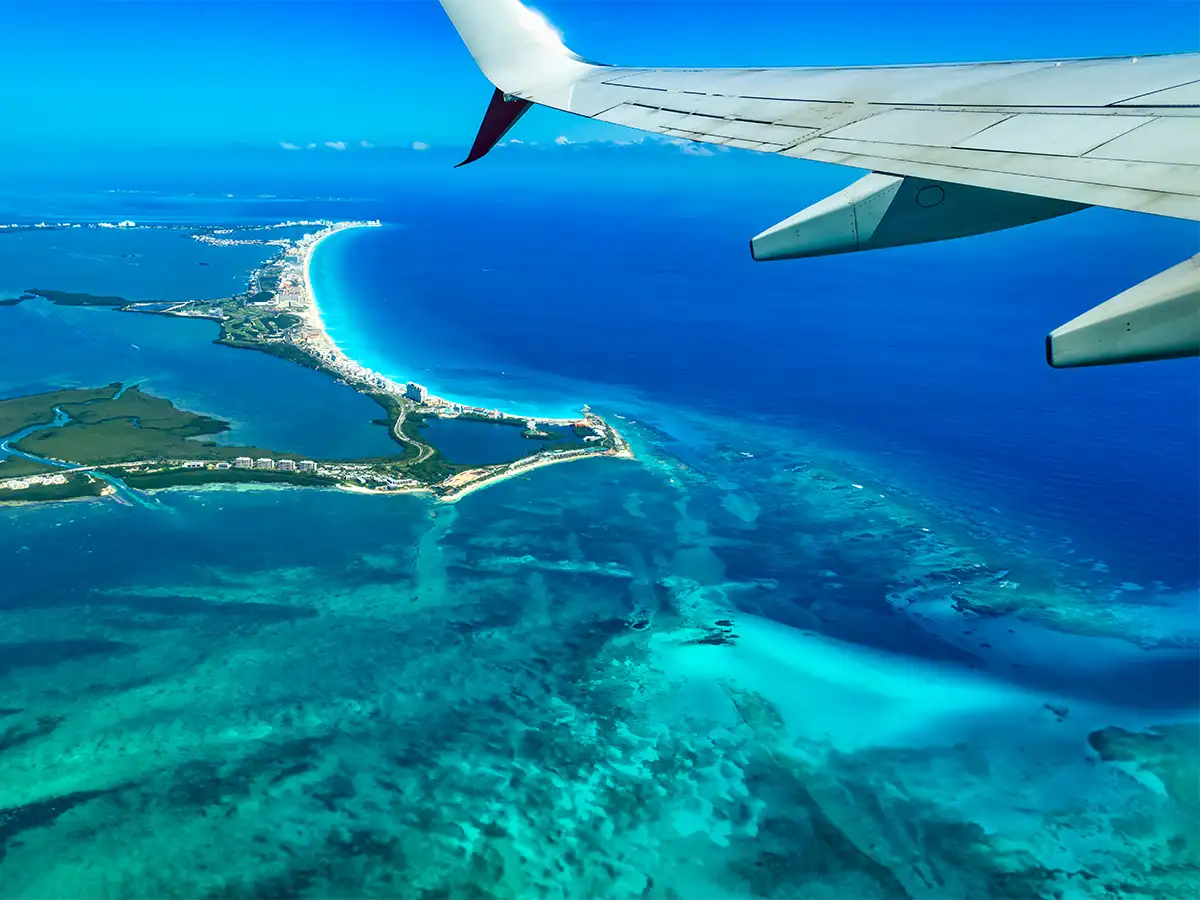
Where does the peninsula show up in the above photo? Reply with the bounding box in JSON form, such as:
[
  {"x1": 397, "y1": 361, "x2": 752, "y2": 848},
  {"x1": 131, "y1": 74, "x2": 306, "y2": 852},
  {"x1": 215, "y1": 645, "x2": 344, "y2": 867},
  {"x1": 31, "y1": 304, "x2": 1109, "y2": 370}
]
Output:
[{"x1": 0, "y1": 221, "x2": 631, "y2": 505}]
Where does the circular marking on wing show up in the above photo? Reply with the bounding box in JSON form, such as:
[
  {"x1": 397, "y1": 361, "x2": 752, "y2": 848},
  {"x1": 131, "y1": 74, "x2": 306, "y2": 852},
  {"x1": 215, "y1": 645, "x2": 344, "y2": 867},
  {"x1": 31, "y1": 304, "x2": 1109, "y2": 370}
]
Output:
[{"x1": 916, "y1": 185, "x2": 946, "y2": 208}]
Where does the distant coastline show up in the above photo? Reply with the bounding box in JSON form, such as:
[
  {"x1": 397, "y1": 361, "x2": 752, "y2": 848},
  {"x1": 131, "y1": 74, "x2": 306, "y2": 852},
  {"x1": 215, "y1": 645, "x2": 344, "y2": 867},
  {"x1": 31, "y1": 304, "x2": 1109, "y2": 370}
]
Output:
[{"x1": 0, "y1": 219, "x2": 633, "y2": 506}]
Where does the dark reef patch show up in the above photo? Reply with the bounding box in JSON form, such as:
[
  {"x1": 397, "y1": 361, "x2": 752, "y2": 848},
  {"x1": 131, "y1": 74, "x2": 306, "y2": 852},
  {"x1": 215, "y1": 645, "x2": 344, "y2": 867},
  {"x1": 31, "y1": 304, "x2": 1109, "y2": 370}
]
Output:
[
  {"x1": 0, "y1": 639, "x2": 135, "y2": 677},
  {"x1": 0, "y1": 787, "x2": 114, "y2": 863},
  {"x1": 0, "y1": 715, "x2": 63, "y2": 756},
  {"x1": 166, "y1": 735, "x2": 339, "y2": 812}
]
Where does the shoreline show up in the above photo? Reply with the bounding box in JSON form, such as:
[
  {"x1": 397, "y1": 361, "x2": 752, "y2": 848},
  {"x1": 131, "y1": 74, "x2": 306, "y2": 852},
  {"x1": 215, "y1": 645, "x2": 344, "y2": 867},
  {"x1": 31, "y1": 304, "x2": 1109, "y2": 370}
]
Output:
[
  {"x1": 303, "y1": 223, "x2": 580, "y2": 424},
  {"x1": 1, "y1": 218, "x2": 633, "y2": 506},
  {"x1": 299, "y1": 223, "x2": 384, "y2": 393},
  {"x1": 284, "y1": 221, "x2": 633, "y2": 497},
  {"x1": 439, "y1": 446, "x2": 636, "y2": 503}
]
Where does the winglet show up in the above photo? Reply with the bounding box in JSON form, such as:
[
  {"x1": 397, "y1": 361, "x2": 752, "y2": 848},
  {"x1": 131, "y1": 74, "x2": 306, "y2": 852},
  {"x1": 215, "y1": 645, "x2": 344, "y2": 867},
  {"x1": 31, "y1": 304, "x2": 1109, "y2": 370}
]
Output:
[
  {"x1": 438, "y1": 0, "x2": 596, "y2": 95},
  {"x1": 456, "y1": 88, "x2": 533, "y2": 167}
]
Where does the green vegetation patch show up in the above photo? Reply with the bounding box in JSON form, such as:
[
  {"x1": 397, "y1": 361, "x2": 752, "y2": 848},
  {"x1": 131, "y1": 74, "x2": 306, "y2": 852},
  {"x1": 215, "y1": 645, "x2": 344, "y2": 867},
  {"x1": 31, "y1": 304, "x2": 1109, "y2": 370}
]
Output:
[
  {"x1": 60, "y1": 387, "x2": 227, "y2": 436},
  {"x1": 15, "y1": 386, "x2": 285, "y2": 466},
  {"x1": 0, "y1": 475, "x2": 104, "y2": 504},
  {"x1": 0, "y1": 384, "x2": 121, "y2": 435},
  {"x1": 217, "y1": 337, "x2": 324, "y2": 372},
  {"x1": 266, "y1": 313, "x2": 301, "y2": 330},
  {"x1": 403, "y1": 454, "x2": 463, "y2": 484},
  {"x1": 0, "y1": 457, "x2": 61, "y2": 479},
  {"x1": 14, "y1": 289, "x2": 130, "y2": 307},
  {"x1": 220, "y1": 310, "x2": 299, "y2": 343}
]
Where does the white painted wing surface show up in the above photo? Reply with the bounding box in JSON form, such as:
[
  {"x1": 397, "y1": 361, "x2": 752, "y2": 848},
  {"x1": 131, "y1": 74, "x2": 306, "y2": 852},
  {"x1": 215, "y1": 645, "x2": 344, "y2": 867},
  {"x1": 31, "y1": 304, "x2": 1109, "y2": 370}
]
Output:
[
  {"x1": 440, "y1": 0, "x2": 1199, "y2": 221},
  {"x1": 438, "y1": 0, "x2": 1200, "y2": 367}
]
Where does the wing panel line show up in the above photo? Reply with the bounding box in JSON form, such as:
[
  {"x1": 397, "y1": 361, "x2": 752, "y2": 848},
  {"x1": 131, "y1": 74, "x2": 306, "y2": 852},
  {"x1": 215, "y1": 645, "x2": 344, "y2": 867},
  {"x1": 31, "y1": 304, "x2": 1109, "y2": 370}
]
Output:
[
  {"x1": 798, "y1": 143, "x2": 1200, "y2": 219},
  {"x1": 1112, "y1": 77, "x2": 1200, "y2": 106}
]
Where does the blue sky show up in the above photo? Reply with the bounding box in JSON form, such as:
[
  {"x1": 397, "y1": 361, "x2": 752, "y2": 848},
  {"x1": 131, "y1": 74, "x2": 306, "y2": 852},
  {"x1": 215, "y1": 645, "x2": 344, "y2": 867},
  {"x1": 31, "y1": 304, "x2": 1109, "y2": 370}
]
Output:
[{"x1": 1, "y1": 1, "x2": 1196, "y2": 152}]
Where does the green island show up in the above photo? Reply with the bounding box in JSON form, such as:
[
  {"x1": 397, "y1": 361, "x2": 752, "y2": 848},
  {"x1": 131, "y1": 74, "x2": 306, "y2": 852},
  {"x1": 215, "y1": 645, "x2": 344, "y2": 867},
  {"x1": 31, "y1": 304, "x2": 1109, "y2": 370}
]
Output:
[
  {"x1": 0, "y1": 289, "x2": 130, "y2": 308},
  {"x1": 0, "y1": 382, "x2": 626, "y2": 505}
]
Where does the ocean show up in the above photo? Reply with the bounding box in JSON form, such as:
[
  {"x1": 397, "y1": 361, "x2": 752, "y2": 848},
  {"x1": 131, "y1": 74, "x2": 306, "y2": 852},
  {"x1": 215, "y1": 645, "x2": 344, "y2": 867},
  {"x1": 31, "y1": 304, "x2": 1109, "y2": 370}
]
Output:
[
  {"x1": 310, "y1": 159, "x2": 1200, "y2": 588},
  {"x1": 0, "y1": 150, "x2": 1197, "y2": 898}
]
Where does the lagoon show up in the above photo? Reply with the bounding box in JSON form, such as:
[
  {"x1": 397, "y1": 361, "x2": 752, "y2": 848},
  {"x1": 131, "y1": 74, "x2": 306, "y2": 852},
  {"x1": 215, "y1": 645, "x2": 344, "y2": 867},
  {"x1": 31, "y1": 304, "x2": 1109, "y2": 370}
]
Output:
[
  {"x1": 0, "y1": 299, "x2": 399, "y2": 460},
  {"x1": 417, "y1": 415, "x2": 542, "y2": 466}
]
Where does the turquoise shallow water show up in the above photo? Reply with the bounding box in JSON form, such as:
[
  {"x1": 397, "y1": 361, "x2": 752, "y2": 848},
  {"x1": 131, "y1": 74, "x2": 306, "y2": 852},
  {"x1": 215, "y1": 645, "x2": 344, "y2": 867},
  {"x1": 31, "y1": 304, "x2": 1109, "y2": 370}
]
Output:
[
  {"x1": 0, "y1": 192, "x2": 1197, "y2": 898},
  {"x1": 0, "y1": 411, "x2": 1196, "y2": 898}
]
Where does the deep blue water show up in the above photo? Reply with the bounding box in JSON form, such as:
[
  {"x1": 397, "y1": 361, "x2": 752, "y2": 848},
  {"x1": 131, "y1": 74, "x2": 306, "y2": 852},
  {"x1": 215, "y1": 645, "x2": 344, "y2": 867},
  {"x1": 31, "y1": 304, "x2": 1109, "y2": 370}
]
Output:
[
  {"x1": 311, "y1": 172, "x2": 1200, "y2": 590},
  {"x1": 0, "y1": 152, "x2": 1197, "y2": 898},
  {"x1": 418, "y1": 416, "x2": 543, "y2": 466},
  {"x1": 6, "y1": 152, "x2": 1194, "y2": 580}
]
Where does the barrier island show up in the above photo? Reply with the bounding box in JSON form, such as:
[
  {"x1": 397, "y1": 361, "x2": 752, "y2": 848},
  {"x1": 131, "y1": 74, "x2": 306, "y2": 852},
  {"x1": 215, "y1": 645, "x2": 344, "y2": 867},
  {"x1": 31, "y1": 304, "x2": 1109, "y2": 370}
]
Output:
[{"x1": 0, "y1": 221, "x2": 631, "y2": 505}]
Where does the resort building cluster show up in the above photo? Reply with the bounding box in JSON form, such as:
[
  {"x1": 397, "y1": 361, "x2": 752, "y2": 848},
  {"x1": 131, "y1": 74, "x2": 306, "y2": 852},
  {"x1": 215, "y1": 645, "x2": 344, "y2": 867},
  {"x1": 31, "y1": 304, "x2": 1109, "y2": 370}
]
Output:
[{"x1": 231, "y1": 457, "x2": 317, "y2": 472}]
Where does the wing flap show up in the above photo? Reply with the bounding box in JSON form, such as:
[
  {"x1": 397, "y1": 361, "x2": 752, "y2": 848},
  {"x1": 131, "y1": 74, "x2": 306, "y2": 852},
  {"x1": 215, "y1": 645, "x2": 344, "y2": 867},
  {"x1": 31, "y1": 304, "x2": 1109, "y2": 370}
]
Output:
[
  {"x1": 795, "y1": 135, "x2": 1200, "y2": 196},
  {"x1": 822, "y1": 109, "x2": 1013, "y2": 146},
  {"x1": 957, "y1": 114, "x2": 1155, "y2": 156},
  {"x1": 1086, "y1": 117, "x2": 1199, "y2": 165},
  {"x1": 796, "y1": 140, "x2": 1199, "y2": 219}
]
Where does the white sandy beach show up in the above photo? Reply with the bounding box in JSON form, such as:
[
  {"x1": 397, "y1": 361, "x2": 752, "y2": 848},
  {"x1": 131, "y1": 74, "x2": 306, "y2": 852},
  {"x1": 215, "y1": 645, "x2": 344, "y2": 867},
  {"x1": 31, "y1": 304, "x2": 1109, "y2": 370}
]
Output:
[
  {"x1": 439, "y1": 446, "x2": 636, "y2": 503},
  {"x1": 300, "y1": 224, "x2": 588, "y2": 425},
  {"x1": 297, "y1": 222, "x2": 386, "y2": 387}
]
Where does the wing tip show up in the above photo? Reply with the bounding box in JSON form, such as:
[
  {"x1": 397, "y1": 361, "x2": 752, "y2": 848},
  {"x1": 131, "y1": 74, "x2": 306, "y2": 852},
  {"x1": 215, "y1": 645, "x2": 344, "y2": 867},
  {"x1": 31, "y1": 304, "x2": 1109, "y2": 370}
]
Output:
[
  {"x1": 456, "y1": 88, "x2": 533, "y2": 168},
  {"x1": 439, "y1": 0, "x2": 593, "y2": 95}
]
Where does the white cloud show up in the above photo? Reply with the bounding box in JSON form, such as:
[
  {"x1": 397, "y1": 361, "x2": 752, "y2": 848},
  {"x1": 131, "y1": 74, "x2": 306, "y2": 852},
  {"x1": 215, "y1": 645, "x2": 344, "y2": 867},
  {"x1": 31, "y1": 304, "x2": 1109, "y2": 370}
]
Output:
[
  {"x1": 306, "y1": 142, "x2": 317, "y2": 150},
  {"x1": 359, "y1": 140, "x2": 374, "y2": 148},
  {"x1": 496, "y1": 133, "x2": 734, "y2": 156},
  {"x1": 661, "y1": 136, "x2": 717, "y2": 156},
  {"x1": 505, "y1": 135, "x2": 655, "y2": 152},
  {"x1": 324, "y1": 140, "x2": 347, "y2": 151},
  {"x1": 279, "y1": 141, "x2": 301, "y2": 151},
  {"x1": 411, "y1": 141, "x2": 429, "y2": 151}
]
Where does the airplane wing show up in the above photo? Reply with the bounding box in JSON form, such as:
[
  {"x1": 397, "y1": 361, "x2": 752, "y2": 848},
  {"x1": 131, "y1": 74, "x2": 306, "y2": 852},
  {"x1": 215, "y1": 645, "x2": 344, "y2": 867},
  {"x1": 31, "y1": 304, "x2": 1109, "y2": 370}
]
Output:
[{"x1": 438, "y1": 0, "x2": 1200, "y2": 368}]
